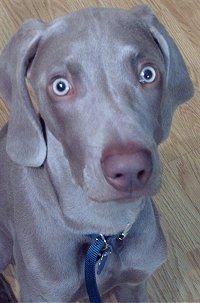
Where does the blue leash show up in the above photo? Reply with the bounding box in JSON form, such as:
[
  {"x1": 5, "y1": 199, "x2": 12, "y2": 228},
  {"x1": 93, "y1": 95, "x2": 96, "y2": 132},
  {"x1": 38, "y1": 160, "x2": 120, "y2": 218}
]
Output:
[
  {"x1": 85, "y1": 234, "x2": 107, "y2": 303},
  {"x1": 85, "y1": 225, "x2": 132, "y2": 303}
]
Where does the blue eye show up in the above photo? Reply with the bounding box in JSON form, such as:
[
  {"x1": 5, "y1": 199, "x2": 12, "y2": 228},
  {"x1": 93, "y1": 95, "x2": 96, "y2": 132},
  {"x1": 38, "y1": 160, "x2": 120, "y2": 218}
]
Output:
[
  {"x1": 139, "y1": 66, "x2": 157, "y2": 84},
  {"x1": 52, "y1": 78, "x2": 71, "y2": 96}
]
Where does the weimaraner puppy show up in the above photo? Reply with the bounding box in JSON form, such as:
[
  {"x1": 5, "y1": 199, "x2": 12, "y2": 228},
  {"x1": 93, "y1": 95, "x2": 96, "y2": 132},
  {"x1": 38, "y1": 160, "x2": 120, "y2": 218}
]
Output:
[{"x1": 0, "y1": 5, "x2": 194, "y2": 303}]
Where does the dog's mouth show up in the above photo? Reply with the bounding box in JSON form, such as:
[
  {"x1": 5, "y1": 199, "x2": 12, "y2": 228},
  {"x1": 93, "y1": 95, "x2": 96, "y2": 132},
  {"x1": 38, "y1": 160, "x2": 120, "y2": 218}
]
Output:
[
  {"x1": 82, "y1": 165, "x2": 162, "y2": 203},
  {"x1": 87, "y1": 179, "x2": 161, "y2": 203},
  {"x1": 79, "y1": 142, "x2": 162, "y2": 203}
]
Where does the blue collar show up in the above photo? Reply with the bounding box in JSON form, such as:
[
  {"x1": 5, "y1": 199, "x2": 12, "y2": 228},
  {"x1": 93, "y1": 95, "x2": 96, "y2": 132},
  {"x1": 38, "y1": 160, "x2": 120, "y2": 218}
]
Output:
[{"x1": 84, "y1": 223, "x2": 133, "y2": 303}]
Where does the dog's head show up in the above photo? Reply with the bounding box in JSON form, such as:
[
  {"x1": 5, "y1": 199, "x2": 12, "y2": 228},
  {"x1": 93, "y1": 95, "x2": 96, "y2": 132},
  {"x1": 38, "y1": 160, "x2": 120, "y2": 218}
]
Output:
[{"x1": 0, "y1": 6, "x2": 194, "y2": 203}]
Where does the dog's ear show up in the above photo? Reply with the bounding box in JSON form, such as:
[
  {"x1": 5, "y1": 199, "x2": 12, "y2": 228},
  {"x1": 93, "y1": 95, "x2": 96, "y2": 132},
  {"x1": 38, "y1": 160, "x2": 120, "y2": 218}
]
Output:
[
  {"x1": 0, "y1": 19, "x2": 47, "y2": 166},
  {"x1": 134, "y1": 6, "x2": 194, "y2": 141}
]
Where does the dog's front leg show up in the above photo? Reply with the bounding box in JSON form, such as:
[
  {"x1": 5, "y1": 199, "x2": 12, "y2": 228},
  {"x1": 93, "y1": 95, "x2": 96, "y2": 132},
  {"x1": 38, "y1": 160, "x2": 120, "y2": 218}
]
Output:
[{"x1": 114, "y1": 282, "x2": 148, "y2": 303}]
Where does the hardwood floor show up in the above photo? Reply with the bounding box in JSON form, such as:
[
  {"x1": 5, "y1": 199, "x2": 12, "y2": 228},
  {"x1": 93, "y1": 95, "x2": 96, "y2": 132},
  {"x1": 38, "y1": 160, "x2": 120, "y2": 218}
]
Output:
[{"x1": 0, "y1": 0, "x2": 199, "y2": 302}]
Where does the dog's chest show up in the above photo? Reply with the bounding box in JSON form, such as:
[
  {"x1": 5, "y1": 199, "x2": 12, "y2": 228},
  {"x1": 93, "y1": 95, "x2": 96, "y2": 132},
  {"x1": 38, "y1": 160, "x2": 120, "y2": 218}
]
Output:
[
  {"x1": 10, "y1": 166, "x2": 166, "y2": 301},
  {"x1": 12, "y1": 193, "x2": 148, "y2": 301},
  {"x1": 71, "y1": 237, "x2": 149, "y2": 301}
]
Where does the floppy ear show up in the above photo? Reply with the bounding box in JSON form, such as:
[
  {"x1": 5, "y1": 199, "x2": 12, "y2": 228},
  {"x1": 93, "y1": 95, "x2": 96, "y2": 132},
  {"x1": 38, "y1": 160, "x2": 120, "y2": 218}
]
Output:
[
  {"x1": 134, "y1": 6, "x2": 194, "y2": 141},
  {"x1": 0, "y1": 19, "x2": 47, "y2": 166}
]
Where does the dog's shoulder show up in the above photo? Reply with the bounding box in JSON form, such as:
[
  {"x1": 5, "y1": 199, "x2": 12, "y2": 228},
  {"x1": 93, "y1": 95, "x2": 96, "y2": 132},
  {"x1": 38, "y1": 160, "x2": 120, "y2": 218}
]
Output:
[
  {"x1": 120, "y1": 199, "x2": 167, "y2": 275},
  {"x1": 0, "y1": 123, "x2": 22, "y2": 201},
  {"x1": 0, "y1": 124, "x2": 13, "y2": 219},
  {"x1": 0, "y1": 123, "x2": 8, "y2": 144},
  {"x1": 0, "y1": 123, "x2": 10, "y2": 170}
]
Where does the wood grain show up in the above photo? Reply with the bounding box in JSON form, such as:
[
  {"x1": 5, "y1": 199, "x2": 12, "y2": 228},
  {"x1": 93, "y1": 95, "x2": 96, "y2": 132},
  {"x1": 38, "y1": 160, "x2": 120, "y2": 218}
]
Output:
[{"x1": 0, "y1": 0, "x2": 199, "y2": 302}]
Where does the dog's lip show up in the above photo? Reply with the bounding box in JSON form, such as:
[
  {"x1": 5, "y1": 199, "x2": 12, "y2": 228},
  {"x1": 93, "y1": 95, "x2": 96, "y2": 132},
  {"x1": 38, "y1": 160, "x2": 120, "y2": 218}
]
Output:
[
  {"x1": 89, "y1": 189, "x2": 157, "y2": 203},
  {"x1": 91, "y1": 196, "x2": 134, "y2": 203},
  {"x1": 88, "y1": 178, "x2": 161, "y2": 203}
]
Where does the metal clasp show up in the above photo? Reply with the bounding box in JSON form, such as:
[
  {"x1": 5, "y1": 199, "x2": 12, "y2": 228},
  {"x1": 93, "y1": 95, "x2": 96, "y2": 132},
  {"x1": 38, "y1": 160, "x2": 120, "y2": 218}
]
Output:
[
  {"x1": 97, "y1": 235, "x2": 112, "y2": 275},
  {"x1": 118, "y1": 223, "x2": 132, "y2": 241},
  {"x1": 98, "y1": 234, "x2": 109, "y2": 250}
]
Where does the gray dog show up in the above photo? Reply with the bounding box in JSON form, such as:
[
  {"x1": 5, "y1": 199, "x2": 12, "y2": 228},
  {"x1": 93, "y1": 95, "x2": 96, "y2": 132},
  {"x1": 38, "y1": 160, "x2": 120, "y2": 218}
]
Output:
[{"x1": 0, "y1": 5, "x2": 193, "y2": 302}]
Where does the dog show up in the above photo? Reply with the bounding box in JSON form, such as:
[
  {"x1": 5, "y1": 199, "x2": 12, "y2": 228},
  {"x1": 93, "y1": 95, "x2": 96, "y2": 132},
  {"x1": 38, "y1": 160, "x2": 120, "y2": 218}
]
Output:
[{"x1": 0, "y1": 5, "x2": 194, "y2": 302}]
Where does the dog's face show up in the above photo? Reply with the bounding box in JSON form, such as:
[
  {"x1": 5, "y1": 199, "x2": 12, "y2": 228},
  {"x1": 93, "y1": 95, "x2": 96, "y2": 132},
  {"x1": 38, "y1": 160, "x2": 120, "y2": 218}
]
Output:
[
  {"x1": 29, "y1": 9, "x2": 165, "y2": 202},
  {"x1": 0, "y1": 7, "x2": 193, "y2": 204}
]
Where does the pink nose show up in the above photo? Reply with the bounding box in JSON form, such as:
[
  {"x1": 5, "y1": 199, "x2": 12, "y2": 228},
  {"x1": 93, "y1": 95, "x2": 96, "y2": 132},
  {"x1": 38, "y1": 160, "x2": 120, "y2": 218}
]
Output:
[{"x1": 101, "y1": 147, "x2": 152, "y2": 193}]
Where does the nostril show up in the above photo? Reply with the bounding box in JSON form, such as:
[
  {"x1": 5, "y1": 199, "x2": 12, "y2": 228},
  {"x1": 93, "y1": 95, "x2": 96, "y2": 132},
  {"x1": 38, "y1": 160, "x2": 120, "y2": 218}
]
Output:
[
  {"x1": 137, "y1": 169, "x2": 146, "y2": 183},
  {"x1": 115, "y1": 173, "x2": 124, "y2": 179}
]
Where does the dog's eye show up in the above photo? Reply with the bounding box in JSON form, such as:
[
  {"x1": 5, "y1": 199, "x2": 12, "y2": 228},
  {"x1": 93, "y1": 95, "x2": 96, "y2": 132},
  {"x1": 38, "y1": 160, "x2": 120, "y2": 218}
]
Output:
[
  {"x1": 139, "y1": 66, "x2": 157, "y2": 84},
  {"x1": 52, "y1": 78, "x2": 71, "y2": 96}
]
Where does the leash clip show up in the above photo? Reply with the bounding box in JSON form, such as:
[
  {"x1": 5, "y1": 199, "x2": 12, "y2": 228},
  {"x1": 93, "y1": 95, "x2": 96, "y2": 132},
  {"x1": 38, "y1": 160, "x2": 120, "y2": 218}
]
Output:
[
  {"x1": 98, "y1": 234, "x2": 110, "y2": 251},
  {"x1": 118, "y1": 223, "x2": 132, "y2": 241},
  {"x1": 97, "y1": 235, "x2": 112, "y2": 275}
]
